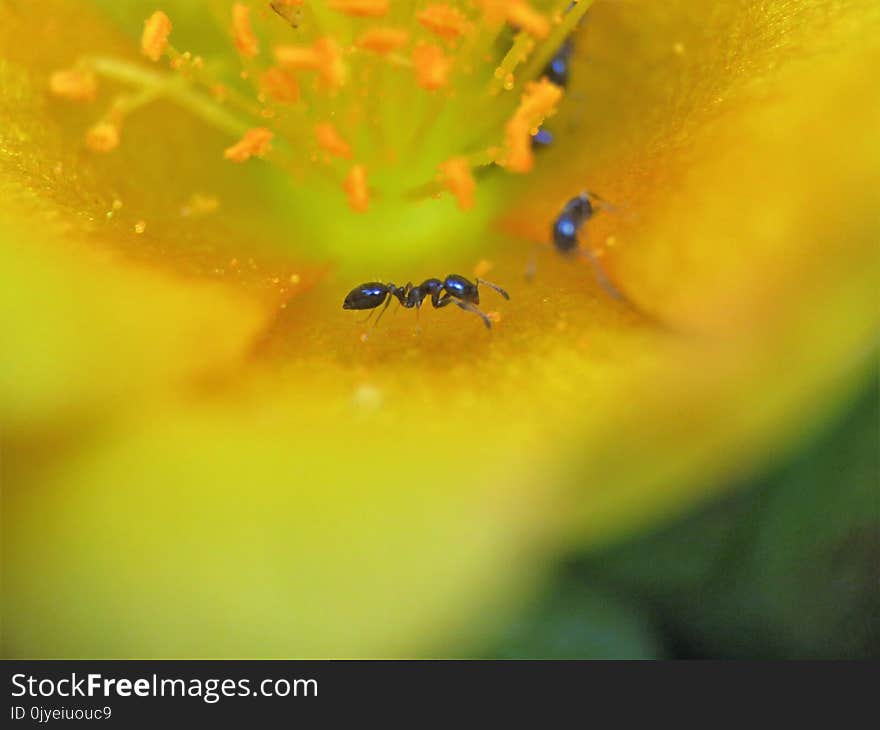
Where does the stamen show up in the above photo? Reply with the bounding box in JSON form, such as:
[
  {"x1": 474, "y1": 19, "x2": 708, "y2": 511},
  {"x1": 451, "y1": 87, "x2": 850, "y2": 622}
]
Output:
[
  {"x1": 503, "y1": 78, "x2": 563, "y2": 172},
  {"x1": 273, "y1": 44, "x2": 320, "y2": 70},
  {"x1": 85, "y1": 120, "x2": 120, "y2": 152},
  {"x1": 344, "y1": 164, "x2": 370, "y2": 212},
  {"x1": 488, "y1": 0, "x2": 592, "y2": 98},
  {"x1": 416, "y1": 4, "x2": 472, "y2": 43},
  {"x1": 476, "y1": 0, "x2": 548, "y2": 38},
  {"x1": 314, "y1": 38, "x2": 347, "y2": 90},
  {"x1": 259, "y1": 67, "x2": 300, "y2": 104},
  {"x1": 49, "y1": 67, "x2": 97, "y2": 102},
  {"x1": 328, "y1": 0, "x2": 390, "y2": 18},
  {"x1": 505, "y1": 2, "x2": 551, "y2": 40},
  {"x1": 223, "y1": 127, "x2": 274, "y2": 162},
  {"x1": 315, "y1": 122, "x2": 353, "y2": 159},
  {"x1": 412, "y1": 43, "x2": 451, "y2": 90},
  {"x1": 275, "y1": 38, "x2": 347, "y2": 89},
  {"x1": 439, "y1": 157, "x2": 476, "y2": 211},
  {"x1": 231, "y1": 3, "x2": 260, "y2": 58},
  {"x1": 355, "y1": 27, "x2": 410, "y2": 55},
  {"x1": 141, "y1": 10, "x2": 172, "y2": 62}
]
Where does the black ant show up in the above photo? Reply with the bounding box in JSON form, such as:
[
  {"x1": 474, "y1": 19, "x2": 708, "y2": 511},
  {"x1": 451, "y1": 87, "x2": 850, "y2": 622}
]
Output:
[
  {"x1": 549, "y1": 191, "x2": 630, "y2": 303},
  {"x1": 532, "y1": 38, "x2": 574, "y2": 149},
  {"x1": 343, "y1": 275, "x2": 510, "y2": 329}
]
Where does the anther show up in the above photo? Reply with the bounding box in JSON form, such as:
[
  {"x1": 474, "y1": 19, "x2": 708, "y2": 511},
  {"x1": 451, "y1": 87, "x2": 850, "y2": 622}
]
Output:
[
  {"x1": 259, "y1": 67, "x2": 300, "y2": 104},
  {"x1": 344, "y1": 165, "x2": 370, "y2": 212},
  {"x1": 412, "y1": 43, "x2": 451, "y2": 90},
  {"x1": 416, "y1": 4, "x2": 472, "y2": 43},
  {"x1": 141, "y1": 10, "x2": 172, "y2": 62},
  {"x1": 223, "y1": 127, "x2": 274, "y2": 162},
  {"x1": 328, "y1": 0, "x2": 390, "y2": 17},
  {"x1": 506, "y1": 2, "x2": 551, "y2": 39},
  {"x1": 439, "y1": 157, "x2": 476, "y2": 211},
  {"x1": 315, "y1": 122, "x2": 353, "y2": 159},
  {"x1": 49, "y1": 67, "x2": 98, "y2": 102},
  {"x1": 355, "y1": 27, "x2": 410, "y2": 55},
  {"x1": 85, "y1": 120, "x2": 120, "y2": 152},
  {"x1": 232, "y1": 3, "x2": 260, "y2": 58}
]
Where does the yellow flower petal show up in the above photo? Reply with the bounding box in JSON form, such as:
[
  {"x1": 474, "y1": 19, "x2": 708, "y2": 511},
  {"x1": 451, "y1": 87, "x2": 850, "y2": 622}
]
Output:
[{"x1": 2, "y1": 0, "x2": 878, "y2": 658}]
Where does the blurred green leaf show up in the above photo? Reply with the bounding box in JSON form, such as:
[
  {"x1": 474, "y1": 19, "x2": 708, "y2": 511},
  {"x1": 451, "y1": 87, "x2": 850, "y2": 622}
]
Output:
[{"x1": 488, "y1": 373, "x2": 879, "y2": 658}]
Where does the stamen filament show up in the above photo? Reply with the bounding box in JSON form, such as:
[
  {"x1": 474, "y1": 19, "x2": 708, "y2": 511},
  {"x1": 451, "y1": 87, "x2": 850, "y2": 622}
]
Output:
[{"x1": 86, "y1": 55, "x2": 252, "y2": 139}]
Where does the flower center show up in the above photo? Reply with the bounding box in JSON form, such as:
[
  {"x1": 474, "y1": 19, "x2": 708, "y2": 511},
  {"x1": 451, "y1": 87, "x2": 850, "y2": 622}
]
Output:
[{"x1": 52, "y1": 1, "x2": 594, "y2": 269}]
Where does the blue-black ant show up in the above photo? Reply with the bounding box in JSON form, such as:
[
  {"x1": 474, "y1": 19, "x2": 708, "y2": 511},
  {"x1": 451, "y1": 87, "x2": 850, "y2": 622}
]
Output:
[
  {"x1": 550, "y1": 191, "x2": 627, "y2": 302},
  {"x1": 343, "y1": 275, "x2": 510, "y2": 329},
  {"x1": 532, "y1": 38, "x2": 574, "y2": 149}
]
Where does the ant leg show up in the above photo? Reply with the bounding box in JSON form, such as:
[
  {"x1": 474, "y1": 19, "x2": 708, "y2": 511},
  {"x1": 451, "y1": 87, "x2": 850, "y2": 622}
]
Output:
[
  {"x1": 455, "y1": 300, "x2": 493, "y2": 329},
  {"x1": 433, "y1": 292, "x2": 454, "y2": 309},
  {"x1": 525, "y1": 245, "x2": 538, "y2": 283},
  {"x1": 577, "y1": 230, "x2": 625, "y2": 303},
  {"x1": 373, "y1": 294, "x2": 394, "y2": 325},
  {"x1": 476, "y1": 277, "x2": 510, "y2": 300},
  {"x1": 358, "y1": 307, "x2": 379, "y2": 325}
]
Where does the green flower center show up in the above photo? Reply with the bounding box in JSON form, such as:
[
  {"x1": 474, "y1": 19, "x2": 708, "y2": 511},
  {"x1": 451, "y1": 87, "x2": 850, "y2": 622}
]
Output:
[{"x1": 53, "y1": 1, "x2": 595, "y2": 270}]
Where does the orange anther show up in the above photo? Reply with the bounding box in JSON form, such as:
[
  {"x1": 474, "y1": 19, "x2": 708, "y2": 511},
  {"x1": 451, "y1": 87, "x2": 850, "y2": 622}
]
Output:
[
  {"x1": 475, "y1": 0, "x2": 507, "y2": 28},
  {"x1": 412, "y1": 43, "x2": 451, "y2": 90},
  {"x1": 515, "y1": 78, "x2": 564, "y2": 123},
  {"x1": 438, "y1": 157, "x2": 476, "y2": 211},
  {"x1": 506, "y1": 2, "x2": 550, "y2": 39},
  {"x1": 274, "y1": 44, "x2": 320, "y2": 70},
  {"x1": 223, "y1": 127, "x2": 274, "y2": 162},
  {"x1": 343, "y1": 164, "x2": 369, "y2": 212},
  {"x1": 355, "y1": 27, "x2": 409, "y2": 54},
  {"x1": 85, "y1": 121, "x2": 120, "y2": 152},
  {"x1": 315, "y1": 122, "x2": 353, "y2": 159},
  {"x1": 476, "y1": 0, "x2": 547, "y2": 36},
  {"x1": 260, "y1": 67, "x2": 300, "y2": 103},
  {"x1": 48, "y1": 68, "x2": 97, "y2": 102},
  {"x1": 141, "y1": 11, "x2": 172, "y2": 62},
  {"x1": 416, "y1": 4, "x2": 471, "y2": 43},
  {"x1": 503, "y1": 115, "x2": 534, "y2": 173},
  {"x1": 232, "y1": 3, "x2": 259, "y2": 57},
  {"x1": 328, "y1": 0, "x2": 389, "y2": 17},
  {"x1": 501, "y1": 79, "x2": 562, "y2": 173},
  {"x1": 275, "y1": 38, "x2": 346, "y2": 89},
  {"x1": 313, "y1": 37, "x2": 347, "y2": 89}
]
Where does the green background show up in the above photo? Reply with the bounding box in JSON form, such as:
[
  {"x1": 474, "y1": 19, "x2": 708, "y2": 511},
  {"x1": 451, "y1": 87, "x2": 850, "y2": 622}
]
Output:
[{"x1": 485, "y1": 373, "x2": 879, "y2": 659}]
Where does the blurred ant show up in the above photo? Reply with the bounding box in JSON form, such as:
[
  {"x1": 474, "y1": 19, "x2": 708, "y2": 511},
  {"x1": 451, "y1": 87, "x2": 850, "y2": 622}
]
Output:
[
  {"x1": 532, "y1": 38, "x2": 574, "y2": 149},
  {"x1": 343, "y1": 275, "x2": 510, "y2": 329},
  {"x1": 548, "y1": 191, "x2": 628, "y2": 302}
]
